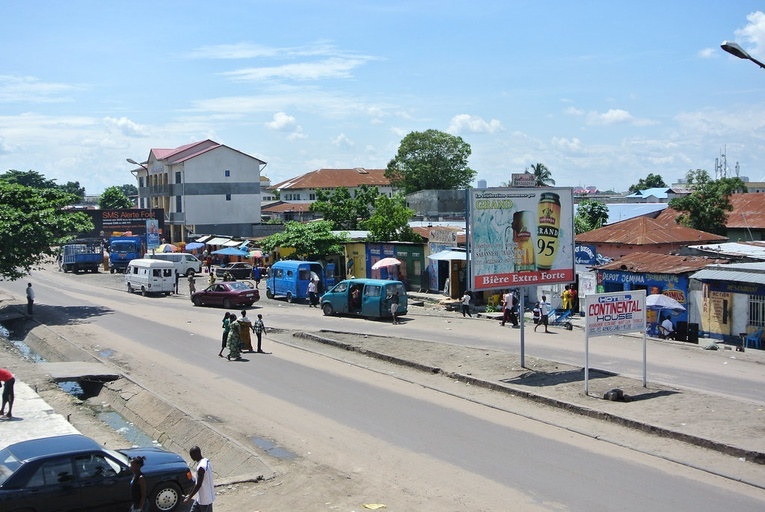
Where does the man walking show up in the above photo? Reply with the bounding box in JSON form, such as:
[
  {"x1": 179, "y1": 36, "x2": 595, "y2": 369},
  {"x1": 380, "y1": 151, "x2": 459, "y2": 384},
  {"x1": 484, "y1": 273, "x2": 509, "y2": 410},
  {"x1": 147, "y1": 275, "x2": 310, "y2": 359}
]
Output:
[
  {"x1": 26, "y1": 283, "x2": 34, "y2": 316},
  {"x1": 188, "y1": 274, "x2": 196, "y2": 296},
  {"x1": 183, "y1": 446, "x2": 215, "y2": 511},
  {"x1": 534, "y1": 295, "x2": 551, "y2": 333}
]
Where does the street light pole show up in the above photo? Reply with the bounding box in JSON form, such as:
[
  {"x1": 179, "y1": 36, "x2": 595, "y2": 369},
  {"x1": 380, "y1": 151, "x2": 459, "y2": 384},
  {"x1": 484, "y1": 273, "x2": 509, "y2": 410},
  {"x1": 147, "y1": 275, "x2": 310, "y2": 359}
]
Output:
[
  {"x1": 127, "y1": 157, "x2": 156, "y2": 255},
  {"x1": 721, "y1": 41, "x2": 765, "y2": 70}
]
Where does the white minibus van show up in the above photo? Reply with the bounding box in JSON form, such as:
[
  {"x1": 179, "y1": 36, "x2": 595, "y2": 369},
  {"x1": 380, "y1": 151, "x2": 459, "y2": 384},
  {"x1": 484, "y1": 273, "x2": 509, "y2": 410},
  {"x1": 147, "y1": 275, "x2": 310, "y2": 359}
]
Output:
[
  {"x1": 125, "y1": 259, "x2": 176, "y2": 296},
  {"x1": 147, "y1": 253, "x2": 202, "y2": 276}
]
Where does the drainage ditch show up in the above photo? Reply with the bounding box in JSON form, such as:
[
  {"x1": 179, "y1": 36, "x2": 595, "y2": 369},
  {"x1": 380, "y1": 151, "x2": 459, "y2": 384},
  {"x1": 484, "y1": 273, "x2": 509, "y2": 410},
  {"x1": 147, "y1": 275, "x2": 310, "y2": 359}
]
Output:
[{"x1": 2, "y1": 333, "x2": 159, "y2": 448}]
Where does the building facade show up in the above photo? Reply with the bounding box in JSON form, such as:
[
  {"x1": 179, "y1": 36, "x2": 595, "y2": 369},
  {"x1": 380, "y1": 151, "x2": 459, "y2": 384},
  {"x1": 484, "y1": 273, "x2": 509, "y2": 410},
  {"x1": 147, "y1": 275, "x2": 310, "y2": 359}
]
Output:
[{"x1": 130, "y1": 139, "x2": 266, "y2": 241}]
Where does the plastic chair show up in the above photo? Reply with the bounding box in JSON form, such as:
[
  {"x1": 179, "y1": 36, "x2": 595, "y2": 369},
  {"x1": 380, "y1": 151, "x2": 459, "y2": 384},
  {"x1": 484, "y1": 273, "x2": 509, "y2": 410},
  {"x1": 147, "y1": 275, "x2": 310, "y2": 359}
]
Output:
[
  {"x1": 745, "y1": 329, "x2": 763, "y2": 350},
  {"x1": 487, "y1": 294, "x2": 501, "y2": 307}
]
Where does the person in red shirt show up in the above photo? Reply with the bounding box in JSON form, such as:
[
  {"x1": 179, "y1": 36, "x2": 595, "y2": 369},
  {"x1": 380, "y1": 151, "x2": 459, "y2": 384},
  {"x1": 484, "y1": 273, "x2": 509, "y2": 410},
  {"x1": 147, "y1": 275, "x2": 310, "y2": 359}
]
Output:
[{"x1": 0, "y1": 368, "x2": 15, "y2": 419}]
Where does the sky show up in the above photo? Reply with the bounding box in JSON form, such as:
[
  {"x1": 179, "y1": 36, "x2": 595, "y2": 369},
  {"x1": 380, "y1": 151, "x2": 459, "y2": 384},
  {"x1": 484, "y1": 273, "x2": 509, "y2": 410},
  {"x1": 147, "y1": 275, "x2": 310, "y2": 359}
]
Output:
[{"x1": 2, "y1": 1, "x2": 765, "y2": 195}]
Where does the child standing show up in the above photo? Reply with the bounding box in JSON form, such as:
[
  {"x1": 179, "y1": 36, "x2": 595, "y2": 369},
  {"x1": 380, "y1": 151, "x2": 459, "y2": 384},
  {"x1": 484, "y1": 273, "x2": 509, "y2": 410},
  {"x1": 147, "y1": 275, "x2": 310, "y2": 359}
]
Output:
[{"x1": 253, "y1": 314, "x2": 267, "y2": 353}]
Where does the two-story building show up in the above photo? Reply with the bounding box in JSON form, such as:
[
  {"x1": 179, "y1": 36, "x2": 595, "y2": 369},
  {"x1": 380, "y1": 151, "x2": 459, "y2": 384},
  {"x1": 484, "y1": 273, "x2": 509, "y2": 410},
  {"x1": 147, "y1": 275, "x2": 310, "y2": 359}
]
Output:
[{"x1": 129, "y1": 139, "x2": 266, "y2": 241}]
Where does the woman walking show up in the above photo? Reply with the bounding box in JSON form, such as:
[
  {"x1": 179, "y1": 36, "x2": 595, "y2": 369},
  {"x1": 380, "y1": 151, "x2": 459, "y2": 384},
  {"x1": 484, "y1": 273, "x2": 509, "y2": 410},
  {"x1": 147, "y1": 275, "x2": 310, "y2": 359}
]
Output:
[
  {"x1": 218, "y1": 312, "x2": 231, "y2": 358},
  {"x1": 226, "y1": 315, "x2": 243, "y2": 361}
]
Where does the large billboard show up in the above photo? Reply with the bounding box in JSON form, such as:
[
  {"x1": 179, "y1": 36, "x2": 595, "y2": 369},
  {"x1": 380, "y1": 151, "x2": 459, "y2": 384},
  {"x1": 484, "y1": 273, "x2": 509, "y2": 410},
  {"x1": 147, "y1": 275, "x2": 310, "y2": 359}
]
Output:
[
  {"x1": 468, "y1": 188, "x2": 574, "y2": 291},
  {"x1": 74, "y1": 208, "x2": 165, "y2": 238}
]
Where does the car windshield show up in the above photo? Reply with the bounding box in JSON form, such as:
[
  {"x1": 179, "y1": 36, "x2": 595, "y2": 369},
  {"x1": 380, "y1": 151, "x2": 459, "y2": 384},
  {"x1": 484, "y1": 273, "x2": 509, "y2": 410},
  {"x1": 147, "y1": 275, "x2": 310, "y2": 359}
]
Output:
[
  {"x1": 228, "y1": 282, "x2": 250, "y2": 291},
  {"x1": 0, "y1": 447, "x2": 21, "y2": 485}
]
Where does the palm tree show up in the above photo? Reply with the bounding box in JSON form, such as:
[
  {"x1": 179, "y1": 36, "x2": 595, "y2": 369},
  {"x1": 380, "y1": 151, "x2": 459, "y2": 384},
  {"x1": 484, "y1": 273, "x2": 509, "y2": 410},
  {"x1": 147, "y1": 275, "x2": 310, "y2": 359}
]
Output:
[{"x1": 528, "y1": 163, "x2": 555, "y2": 187}]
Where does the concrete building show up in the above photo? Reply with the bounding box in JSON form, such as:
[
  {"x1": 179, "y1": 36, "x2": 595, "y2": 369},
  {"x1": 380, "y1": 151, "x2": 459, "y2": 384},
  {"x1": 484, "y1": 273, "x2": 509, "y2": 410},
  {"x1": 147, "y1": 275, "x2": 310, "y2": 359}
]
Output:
[{"x1": 130, "y1": 140, "x2": 266, "y2": 241}]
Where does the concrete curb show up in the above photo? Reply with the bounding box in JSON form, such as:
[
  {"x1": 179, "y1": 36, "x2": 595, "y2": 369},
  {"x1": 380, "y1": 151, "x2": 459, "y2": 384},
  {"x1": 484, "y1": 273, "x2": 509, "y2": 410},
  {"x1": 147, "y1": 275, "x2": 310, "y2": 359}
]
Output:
[{"x1": 296, "y1": 330, "x2": 765, "y2": 465}]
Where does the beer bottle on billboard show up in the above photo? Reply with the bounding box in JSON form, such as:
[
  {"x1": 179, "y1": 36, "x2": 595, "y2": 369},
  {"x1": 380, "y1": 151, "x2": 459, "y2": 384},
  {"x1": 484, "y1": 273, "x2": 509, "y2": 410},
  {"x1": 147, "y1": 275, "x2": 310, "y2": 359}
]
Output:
[
  {"x1": 512, "y1": 211, "x2": 536, "y2": 271},
  {"x1": 536, "y1": 192, "x2": 561, "y2": 270}
]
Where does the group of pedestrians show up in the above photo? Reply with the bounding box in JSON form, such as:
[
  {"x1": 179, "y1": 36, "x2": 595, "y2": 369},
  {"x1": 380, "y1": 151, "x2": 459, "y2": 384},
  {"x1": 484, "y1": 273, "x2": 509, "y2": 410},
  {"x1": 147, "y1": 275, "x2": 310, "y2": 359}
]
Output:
[{"x1": 219, "y1": 310, "x2": 267, "y2": 360}]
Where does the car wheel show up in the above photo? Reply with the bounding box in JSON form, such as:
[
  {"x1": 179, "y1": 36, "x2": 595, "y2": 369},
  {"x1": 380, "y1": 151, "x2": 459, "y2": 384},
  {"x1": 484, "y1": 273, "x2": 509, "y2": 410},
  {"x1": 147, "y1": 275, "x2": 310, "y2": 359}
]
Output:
[
  {"x1": 286, "y1": 292, "x2": 293, "y2": 303},
  {"x1": 141, "y1": 287, "x2": 147, "y2": 297},
  {"x1": 223, "y1": 298, "x2": 232, "y2": 309},
  {"x1": 322, "y1": 303, "x2": 334, "y2": 316},
  {"x1": 266, "y1": 289, "x2": 274, "y2": 299},
  {"x1": 127, "y1": 283, "x2": 133, "y2": 293},
  {"x1": 192, "y1": 296, "x2": 201, "y2": 306},
  {"x1": 110, "y1": 267, "x2": 114, "y2": 274},
  {"x1": 245, "y1": 302, "x2": 254, "y2": 307},
  {"x1": 150, "y1": 481, "x2": 182, "y2": 512}
]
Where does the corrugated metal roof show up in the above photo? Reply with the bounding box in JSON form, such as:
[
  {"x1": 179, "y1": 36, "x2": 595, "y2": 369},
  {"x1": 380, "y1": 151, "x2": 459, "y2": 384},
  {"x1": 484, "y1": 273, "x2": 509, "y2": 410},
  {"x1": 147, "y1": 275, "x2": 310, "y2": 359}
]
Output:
[
  {"x1": 727, "y1": 193, "x2": 765, "y2": 229},
  {"x1": 576, "y1": 203, "x2": 667, "y2": 225},
  {"x1": 575, "y1": 216, "x2": 727, "y2": 245},
  {"x1": 691, "y1": 262, "x2": 765, "y2": 285},
  {"x1": 261, "y1": 201, "x2": 312, "y2": 213},
  {"x1": 653, "y1": 193, "x2": 765, "y2": 229},
  {"x1": 270, "y1": 168, "x2": 390, "y2": 190},
  {"x1": 595, "y1": 252, "x2": 730, "y2": 274},
  {"x1": 687, "y1": 241, "x2": 765, "y2": 260}
]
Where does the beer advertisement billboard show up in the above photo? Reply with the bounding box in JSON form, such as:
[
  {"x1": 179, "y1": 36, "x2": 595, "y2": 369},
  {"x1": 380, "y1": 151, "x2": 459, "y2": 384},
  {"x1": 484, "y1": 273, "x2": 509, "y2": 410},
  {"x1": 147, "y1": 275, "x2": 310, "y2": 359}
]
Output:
[{"x1": 468, "y1": 188, "x2": 574, "y2": 291}]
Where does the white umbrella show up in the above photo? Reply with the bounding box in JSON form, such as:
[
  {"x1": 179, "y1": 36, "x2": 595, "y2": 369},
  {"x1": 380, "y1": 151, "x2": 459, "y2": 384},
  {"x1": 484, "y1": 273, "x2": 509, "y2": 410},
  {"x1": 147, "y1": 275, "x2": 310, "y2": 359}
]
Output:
[
  {"x1": 646, "y1": 294, "x2": 685, "y2": 311},
  {"x1": 371, "y1": 257, "x2": 402, "y2": 270}
]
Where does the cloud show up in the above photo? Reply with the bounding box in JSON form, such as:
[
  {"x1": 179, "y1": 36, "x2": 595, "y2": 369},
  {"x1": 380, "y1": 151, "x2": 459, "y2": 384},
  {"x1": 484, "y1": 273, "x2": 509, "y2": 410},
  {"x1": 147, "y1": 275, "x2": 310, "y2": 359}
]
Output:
[
  {"x1": 0, "y1": 75, "x2": 77, "y2": 103},
  {"x1": 265, "y1": 112, "x2": 305, "y2": 139},
  {"x1": 551, "y1": 137, "x2": 583, "y2": 153},
  {"x1": 223, "y1": 57, "x2": 371, "y2": 82},
  {"x1": 332, "y1": 133, "x2": 354, "y2": 149},
  {"x1": 697, "y1": 48, "x2": 716, "y2": 59},
  {"x1": 564, "y1": 106, "x2": 584, "y2": 116},
  {"x1": 447, "y1": 114, "x2": 503, "y2": 134},
  {"x1": 188, "y1": 41, "x2": 354, "y2": 60},
  {"x1": 587, "y1": 108, "x2": 633, "y2": 125},
  {"x1": 103, "y1": 117, "x2": 149, "y2": 137},
  {"x1": 735, "y1": 11, "x2": 765, "y2": 58}
]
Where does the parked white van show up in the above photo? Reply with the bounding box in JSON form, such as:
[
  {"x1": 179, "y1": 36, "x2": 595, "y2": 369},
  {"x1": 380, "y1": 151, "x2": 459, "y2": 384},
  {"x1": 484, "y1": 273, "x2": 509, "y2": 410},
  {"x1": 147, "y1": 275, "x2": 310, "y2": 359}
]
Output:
[
  {"x1": 147, "y1": 253, "x2": 202, "y2": 276},
  {"x1": 125, "y1": 259, "x2": 176, "y2": 296}
]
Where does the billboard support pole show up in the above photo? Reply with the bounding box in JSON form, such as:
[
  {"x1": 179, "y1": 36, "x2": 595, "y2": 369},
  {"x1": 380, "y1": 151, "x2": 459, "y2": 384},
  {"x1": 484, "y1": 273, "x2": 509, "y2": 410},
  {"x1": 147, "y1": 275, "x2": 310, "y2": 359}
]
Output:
[{"x1": 519, "y1": 291, "x2": 525, "y2": 367}]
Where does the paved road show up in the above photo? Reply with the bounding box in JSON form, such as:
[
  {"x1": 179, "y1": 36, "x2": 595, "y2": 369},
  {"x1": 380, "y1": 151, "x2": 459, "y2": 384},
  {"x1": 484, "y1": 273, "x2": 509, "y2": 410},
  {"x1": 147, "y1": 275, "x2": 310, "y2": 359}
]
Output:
[{"x1": 2, "y1": 268, "x2": 765, "y2": 511}]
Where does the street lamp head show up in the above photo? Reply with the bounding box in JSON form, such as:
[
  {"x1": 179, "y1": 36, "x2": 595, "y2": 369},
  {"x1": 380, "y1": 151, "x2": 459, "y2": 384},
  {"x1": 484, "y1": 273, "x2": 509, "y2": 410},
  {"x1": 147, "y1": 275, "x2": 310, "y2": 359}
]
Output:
[{"x1": 721, "y1": 40, "x2": 751, "y2": 60}]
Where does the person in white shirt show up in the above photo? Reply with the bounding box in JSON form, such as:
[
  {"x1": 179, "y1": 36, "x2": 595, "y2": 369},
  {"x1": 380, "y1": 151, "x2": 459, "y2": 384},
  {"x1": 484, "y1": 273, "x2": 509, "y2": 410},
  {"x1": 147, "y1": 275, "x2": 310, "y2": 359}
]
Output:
[
  {"x1": 534, "y1": 295, "x2": 550, "y2": 333},
  {"x1": 660, "y1": 317, "x2": 676, "y2": 340},
  {"x1": 184, "y1": 446, "x2": 215, "y2": 511},
  {"x1": 461, "y1": 291, "x2": 472, "y2": 318},
  {"x1": 26, "y1": 283, "x2": 34, "y2": 316}
]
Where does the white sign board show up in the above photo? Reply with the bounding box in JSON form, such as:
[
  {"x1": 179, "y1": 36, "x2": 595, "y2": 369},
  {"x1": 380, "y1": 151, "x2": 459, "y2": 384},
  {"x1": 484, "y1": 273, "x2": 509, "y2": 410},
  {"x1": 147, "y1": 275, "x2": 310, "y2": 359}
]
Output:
[
  {"x1": 585, "y1": 290, "x2": 646, "y2": 337},
  {"x1": 584, "y1": 290, "x2": 647, "y2": 393}
]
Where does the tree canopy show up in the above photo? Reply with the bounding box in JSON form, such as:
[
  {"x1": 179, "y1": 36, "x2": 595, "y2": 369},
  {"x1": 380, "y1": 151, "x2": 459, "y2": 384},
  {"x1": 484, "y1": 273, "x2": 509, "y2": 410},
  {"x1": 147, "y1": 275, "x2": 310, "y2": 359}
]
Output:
[
  {"x1": 0, "y1": 181, "x2": 93, "y2": 280},
  {"x1": 99, "y1": 186, "x2": 134, "y2": 209},
  {"x1": 362, "y1": 193, "x2": 422, "y2": 243},
  {"x1": 628, "y1": 173, "x2": 667, "y2": 193},
  {"x1": 308, "y1": 185, "x2": 380, "y2": 230},
  {"x1": 668, "y1": 169, "x2": 747, "y2": 236},
  {"x1": 528, "y1": 163, "x2": 555, "y2": 187},
  {"x1": 119, "y1": 184, "x2": 138, "y2": 205},
  {"x1": 260, "y1": 221, "x2": 349, "y2": 260},
  {"x1": 385, "y1": 129, "x2": 476, "y2": 194},
  {"x1": 574, "y1": 199, "x2": 609, "y2": 234}
]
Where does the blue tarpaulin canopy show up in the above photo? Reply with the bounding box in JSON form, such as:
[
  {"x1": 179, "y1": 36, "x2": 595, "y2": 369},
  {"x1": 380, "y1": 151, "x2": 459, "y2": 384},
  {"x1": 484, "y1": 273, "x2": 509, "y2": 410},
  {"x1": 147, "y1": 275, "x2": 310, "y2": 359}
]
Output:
[{"x1": 212, "y1": 247, "x2": 249, "y2": 257}]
